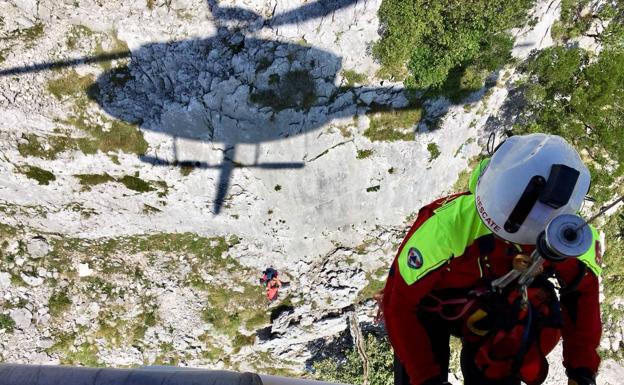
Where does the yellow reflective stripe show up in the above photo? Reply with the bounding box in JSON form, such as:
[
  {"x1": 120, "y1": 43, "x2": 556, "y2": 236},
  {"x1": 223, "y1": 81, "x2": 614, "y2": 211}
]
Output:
[
  {"x1": 398, "y1": 195, "x2": 492, "y2": 285},
  {"x1": 577, "y1": 225, "x2": 602, "y2": 276}
]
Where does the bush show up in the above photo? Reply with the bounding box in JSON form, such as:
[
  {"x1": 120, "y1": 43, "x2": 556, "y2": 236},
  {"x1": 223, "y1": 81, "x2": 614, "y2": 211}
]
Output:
[
  {"x1": 0, "y1": 313, "x2": 16, "y2": 333},
  {"x1": 515, "y1": 45, "x2": 624, "y2": 204},
  {"x1": 314, "y1": 334, "x2": 394, "y2": 385},
  {"x1": 48, "y1": 289, "x2": 72, "y2": 317},
  {"x1": 22, "y1": 166, "x2": 56, "y2": 185},
  {"x1": 374, "y1": 0, "x2": 533, "y2": 89}
]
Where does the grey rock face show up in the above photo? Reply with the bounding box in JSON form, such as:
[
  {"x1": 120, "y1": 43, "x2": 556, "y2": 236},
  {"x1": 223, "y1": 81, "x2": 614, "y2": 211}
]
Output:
[
  {"x1": 26, "y1": 236, "x2": 49, "y2": 259},
  {"x1": 0, "y1": 272, "x2": 10, "y2": 288},
  {"x1": 10, "y1": 308, "x2": 33, "y2": 330}
]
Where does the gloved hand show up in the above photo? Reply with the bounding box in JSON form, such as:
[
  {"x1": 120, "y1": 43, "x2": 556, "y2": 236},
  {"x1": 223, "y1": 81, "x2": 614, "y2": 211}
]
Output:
[{"x1": 566, "y1": 367, "x2": 596, "y2": 385}]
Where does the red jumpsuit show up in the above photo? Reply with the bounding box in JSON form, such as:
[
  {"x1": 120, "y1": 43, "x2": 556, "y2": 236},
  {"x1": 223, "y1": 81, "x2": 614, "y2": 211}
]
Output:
[{"x1": 383, "y1": 193, "x2": 602, "y2": 385}]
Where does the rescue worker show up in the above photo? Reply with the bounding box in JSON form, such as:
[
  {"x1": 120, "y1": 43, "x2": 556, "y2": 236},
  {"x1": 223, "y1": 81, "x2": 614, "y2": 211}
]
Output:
[{"x1": 382, "y1": 134, "x2": 601, "y2": 385}]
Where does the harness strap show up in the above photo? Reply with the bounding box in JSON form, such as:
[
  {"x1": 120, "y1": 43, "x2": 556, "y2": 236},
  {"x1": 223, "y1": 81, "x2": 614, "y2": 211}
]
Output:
[{"x1": 420, "y1": 294, "x2": 477, "y2": 321}]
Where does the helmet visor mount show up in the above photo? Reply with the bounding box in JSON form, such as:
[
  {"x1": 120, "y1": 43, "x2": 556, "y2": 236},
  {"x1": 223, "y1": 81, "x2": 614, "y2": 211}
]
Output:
[{"x1": 504, "y1": 164, "x2": 580, "y2": 236}]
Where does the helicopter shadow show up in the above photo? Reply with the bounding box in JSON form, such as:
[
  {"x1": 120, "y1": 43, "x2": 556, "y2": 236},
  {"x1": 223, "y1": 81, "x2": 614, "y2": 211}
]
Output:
[
  {"x1": 1, "y1": 0, "x2": 465, "y2": 214},
  {"x1": 88, "y1": 0, "x2": 421, "y2": 214}
]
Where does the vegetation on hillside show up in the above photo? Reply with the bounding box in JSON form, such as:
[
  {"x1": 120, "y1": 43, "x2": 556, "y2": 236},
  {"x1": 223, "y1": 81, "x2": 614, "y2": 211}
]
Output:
[
  {"x1": 314, "y1": 334, "x2": 394, "y2": 385},
  {"x1": 510, "y1": 0, "x2": 624, "y2": 359},
  {"x1": 374, "y1": 0, "x2": 533, "y2": 92}
]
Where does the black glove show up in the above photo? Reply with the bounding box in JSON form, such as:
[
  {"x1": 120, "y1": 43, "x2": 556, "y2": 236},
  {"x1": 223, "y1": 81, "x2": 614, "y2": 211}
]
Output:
[{"x1": 566, "y1": 367, "x2": 596, "y2": 385}]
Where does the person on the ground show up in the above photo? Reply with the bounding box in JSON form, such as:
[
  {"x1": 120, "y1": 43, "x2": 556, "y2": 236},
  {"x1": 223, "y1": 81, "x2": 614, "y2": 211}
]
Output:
[
  {"x1": 260, "y1": 267, "x2": 278, "y2": 286},
  {"x1": 382, "y1": 134, "x2": 602, "y2": 385},
  {"x1": 266, "y1": 274, "x2": 282, "y2": 302}
]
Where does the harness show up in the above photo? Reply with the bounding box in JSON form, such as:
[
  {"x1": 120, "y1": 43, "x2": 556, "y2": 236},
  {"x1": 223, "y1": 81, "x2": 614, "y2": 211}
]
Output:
[
  {"x1": 420, "y1": 277, "x2": 563, "y2": 385},
  {"x1": 419, "y1": 287, "x2": 490, "y2": 322}
]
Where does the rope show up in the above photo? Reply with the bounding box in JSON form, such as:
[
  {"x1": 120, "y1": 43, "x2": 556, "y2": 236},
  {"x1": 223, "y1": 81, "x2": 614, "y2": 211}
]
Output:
[{"x1": 349, "y1": 313, "x2": 369, "y2": 385}]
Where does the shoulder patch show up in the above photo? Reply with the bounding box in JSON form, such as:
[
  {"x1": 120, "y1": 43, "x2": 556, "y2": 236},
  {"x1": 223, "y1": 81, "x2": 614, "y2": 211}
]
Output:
[
  {"x1": 397, "y1": 194, "x2": 492, "y2": 285},
  {"x1": 407, "y1": 248, "x2": 424, "y2": 269}
]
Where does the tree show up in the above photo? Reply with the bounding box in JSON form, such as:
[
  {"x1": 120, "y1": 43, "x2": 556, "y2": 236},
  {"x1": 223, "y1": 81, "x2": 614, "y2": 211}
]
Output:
[{"x1": 374, "y1": 0, "x2": 534, "y2": 91}]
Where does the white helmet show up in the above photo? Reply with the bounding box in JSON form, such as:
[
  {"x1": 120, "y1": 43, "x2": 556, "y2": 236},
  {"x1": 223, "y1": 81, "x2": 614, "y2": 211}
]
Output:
[{"x1": 475, "y1": 134, "x2": 590, "y2": 245}]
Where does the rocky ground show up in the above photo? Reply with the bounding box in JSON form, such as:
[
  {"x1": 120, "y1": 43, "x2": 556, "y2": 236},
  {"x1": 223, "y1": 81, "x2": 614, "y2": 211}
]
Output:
[{"x1": 0, "y1": 0, "x2": 622, "y2": 384}]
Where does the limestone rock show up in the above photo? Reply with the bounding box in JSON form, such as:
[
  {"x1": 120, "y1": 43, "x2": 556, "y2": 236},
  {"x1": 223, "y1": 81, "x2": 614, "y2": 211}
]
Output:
[
  {"x1": 78, "y1": 263, "x2": 94, "y2": 277},
  {"x1": 10, "y1": 308, "x2": 32, "y2": 330},
  {"x1": 26, "y1": 236, "x2": 49, "y2": 259},
  {"x1": 0, "y1": 272, "x2": 10, "y2": 288}
]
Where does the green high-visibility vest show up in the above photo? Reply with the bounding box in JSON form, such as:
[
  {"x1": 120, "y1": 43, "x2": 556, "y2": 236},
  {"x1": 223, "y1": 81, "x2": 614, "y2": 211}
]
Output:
[{"x1": 398, "y1": 163, "x2": 602, "y2": 285}]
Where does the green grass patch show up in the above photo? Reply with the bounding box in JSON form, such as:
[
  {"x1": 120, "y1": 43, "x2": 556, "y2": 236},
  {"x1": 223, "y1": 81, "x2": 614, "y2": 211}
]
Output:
[
  {"x1": 52, "y1": 234, "x2": 234, "y2": 263},
  {"x1": 17, "y1": 133, "x2": 79, "y2": 160},
  {"x1": 95, "y1": 303, "x2": 157, "y2": 348},
  {"x1": 356, "y1": 149, "x2": 374, "y2": 159},
  {"x1": 66, "y1": 25, "x2": 94, "y2": 49},
  {"x1": 232, "y1": 332, "x2": 256, "y2": 353},
  {"x1": 0, "y1": 223, "x2": 18, "y2": 239},
  {"x1": 245, "y1": 351, "x2": 298, "y2": 376},
  {"x1": 48, "y1": 331, "x2": 101, "y2": 366},
  {"x1": 201, "y1": 282, "x2": 268, "y2": 336},
  {"x1": 342, "y1": 70, "x2": 367, "y2": 86},
  {"x1": 63, "y1": 116, "x2": 148, "y2": 156},
  {"x1": 10, "y1": 274, "x2": 26, "y2": 286},
  {"x1": 47, "y1": 70, "x2": 95, "y2": 101},
  {"x1": 200, "y1": 342, "x2": 227, "y2": 362},
  {"x1": 0, "y1": 313, "x2": 16, "y2": 333},
  {"x1": 179, "y1": 163, "x2": 195, "y2": 176},
  {"x1": 48, "y1": 70, "x2": 148, "y2": 157},
  {"x1": 364, "y1": 107, "x2": 420, "y2": 142},
  {"x1": 153, "y1": 342, "x2": 182, "y2": 365},
  {"x1": 74, "y1": 173, "x2": 115, "y2": 191},
  {"x1": 356, "y1": 266, "x2": 388, "y2": 303},
  {"x1": 85, "y1": 276, "x2": 115, "y2": 296},
  {"x1": 1, "y1": 23, "x2": 45, "y2": 46},
  {"x1": 48, "y1": 289, "x2": 72, "y2": 317},
  {"x1": 427, "y1": 142, "x2": 441, "y2": 162},
  {"x1": 93, "y1": 30, "x2": 130, "y2": 71},
  {"x1": 20, "y1": 166, "x2": 56, "y2": 185},
  {"x1": 64, "y1": 343, "x2": 101, "y2": 366},
  {"x1": 119, "y1": 175, "x2": 154, "y2": 193}
]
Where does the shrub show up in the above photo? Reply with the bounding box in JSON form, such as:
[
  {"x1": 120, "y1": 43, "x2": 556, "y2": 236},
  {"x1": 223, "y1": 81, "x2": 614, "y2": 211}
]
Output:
[
  {"x1": 22, "y1": 166, "x2": 56, "y2": 185},
  {"x1": 48, "y1": 289, "x2": 72, "y2": 317},
  {"x1": 0, "y1": 314, "x2": 16, "y2": 333},
  {"x1": 314, "y1": 334, "x2": 394, "y2": 385},
  {"x1": 374, "y1": 0, "x2": 532, "y2": 91}
]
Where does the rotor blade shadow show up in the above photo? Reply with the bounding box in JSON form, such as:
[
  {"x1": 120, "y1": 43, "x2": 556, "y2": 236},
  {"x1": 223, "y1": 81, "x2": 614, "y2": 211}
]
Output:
[
  {"x1": 139, "y1": 155, "x2": 304, "y2": 169},
  {"x1": 0, "y1": 51, "x2": 131, "y2": 77},
  {"x1": 269, "y1": 0, "x2": 359, "y2": 27}
]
